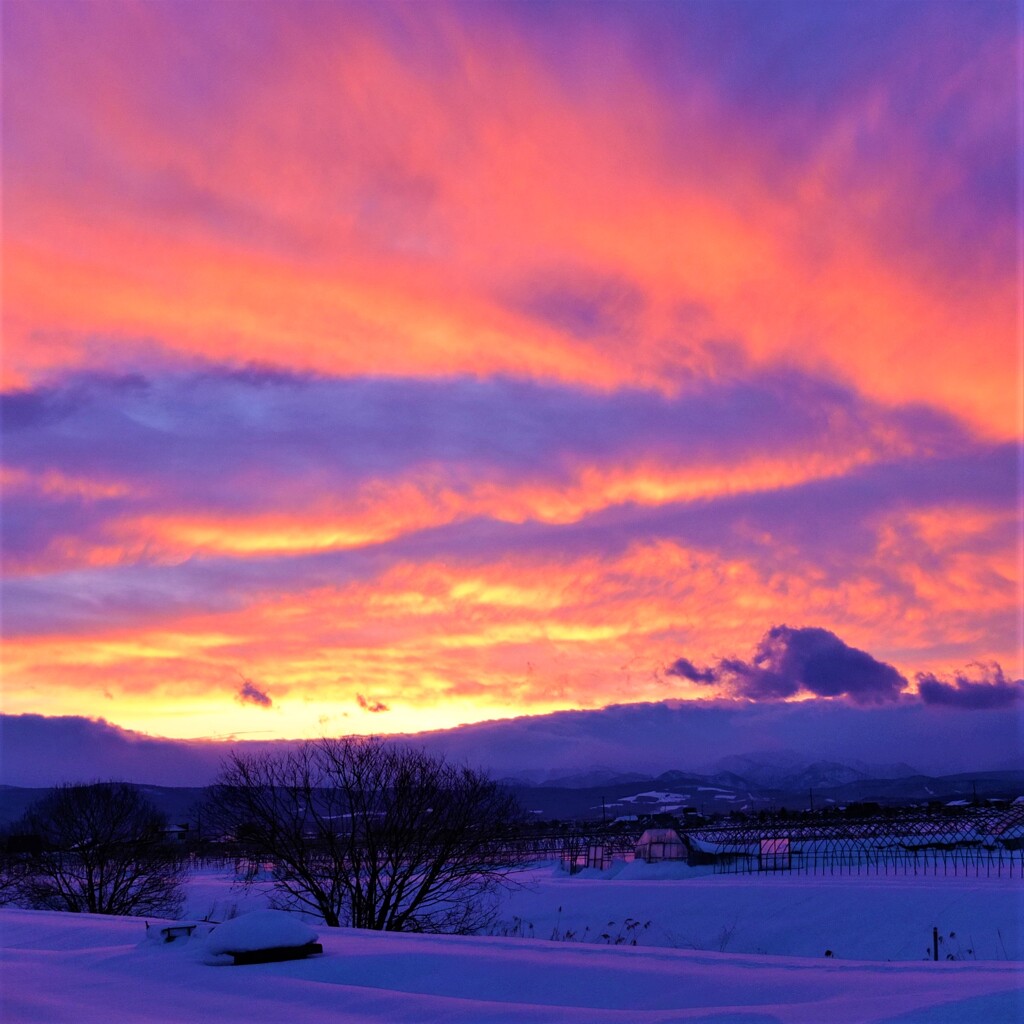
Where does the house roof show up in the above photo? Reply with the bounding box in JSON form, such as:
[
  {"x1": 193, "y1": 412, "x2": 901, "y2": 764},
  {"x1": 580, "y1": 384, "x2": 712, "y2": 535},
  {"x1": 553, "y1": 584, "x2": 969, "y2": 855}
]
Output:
[{"x1": 637, "y1": 828, "x2": 683, "y2": 844}]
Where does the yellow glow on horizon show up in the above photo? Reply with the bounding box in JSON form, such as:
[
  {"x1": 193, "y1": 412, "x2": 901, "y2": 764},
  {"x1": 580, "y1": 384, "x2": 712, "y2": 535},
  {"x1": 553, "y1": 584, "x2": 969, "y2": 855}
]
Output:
[{"x1": 0, "y1": 681, "x2": 592, "y2": 744}]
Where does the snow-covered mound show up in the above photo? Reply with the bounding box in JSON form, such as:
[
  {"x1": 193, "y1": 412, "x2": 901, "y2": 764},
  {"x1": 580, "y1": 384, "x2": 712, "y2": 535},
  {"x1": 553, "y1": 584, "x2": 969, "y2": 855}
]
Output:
[
  {"x1": 2, "y1": 905, "x2": 1022, "y2": 1023},
  {"x1": 205, "y1": 910, "x2": 318, "y2": 955}
]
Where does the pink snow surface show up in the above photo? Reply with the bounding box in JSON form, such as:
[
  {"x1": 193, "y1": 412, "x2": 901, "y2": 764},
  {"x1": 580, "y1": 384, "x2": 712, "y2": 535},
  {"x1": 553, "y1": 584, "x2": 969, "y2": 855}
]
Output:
[{"x1": 2, "y1": 905, "x2": 1022, "y2": 1024}]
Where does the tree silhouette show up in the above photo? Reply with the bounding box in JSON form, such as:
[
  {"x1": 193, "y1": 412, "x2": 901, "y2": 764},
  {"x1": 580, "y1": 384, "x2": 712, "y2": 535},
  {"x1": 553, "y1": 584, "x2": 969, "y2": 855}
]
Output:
[
  {"x1": 207, "y1": 737, "x2": 524, "y2": 932},
  {"x1": 15, "y1": 782, "x2": 186, "y2": 916}
]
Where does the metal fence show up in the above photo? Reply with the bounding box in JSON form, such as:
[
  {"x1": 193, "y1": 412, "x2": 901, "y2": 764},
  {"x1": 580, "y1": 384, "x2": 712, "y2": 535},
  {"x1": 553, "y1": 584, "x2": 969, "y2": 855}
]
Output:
[{"x1": 686, "y1": 806, "x2": 1024, "y2": 878}]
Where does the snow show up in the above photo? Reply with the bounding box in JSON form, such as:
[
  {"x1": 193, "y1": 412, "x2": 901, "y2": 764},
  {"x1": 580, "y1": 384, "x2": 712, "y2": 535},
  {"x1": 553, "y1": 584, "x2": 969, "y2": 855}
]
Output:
[
  {"x1": 1, "y1": 865, "x2": 1022, "y2": 1023},
  {"x1": 617, "y1": 791, "x2": 690, "y2": 804},
  {"x1": 498, "y1": 863, "x2": 1024, "y2": 961},
  {"x1": 204, "y1": 910, "x2": 318, "y2": 956}
]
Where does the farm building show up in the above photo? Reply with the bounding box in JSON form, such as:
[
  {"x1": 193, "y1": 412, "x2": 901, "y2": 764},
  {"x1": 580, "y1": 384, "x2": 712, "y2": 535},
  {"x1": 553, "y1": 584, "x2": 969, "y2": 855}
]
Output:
[{"x1": 635, "y1": 828, "x2": 686, "y2": 863}]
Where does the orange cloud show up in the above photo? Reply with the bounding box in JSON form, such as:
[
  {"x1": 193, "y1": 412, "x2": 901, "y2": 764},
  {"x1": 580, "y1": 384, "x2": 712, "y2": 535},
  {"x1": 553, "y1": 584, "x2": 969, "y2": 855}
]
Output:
[
  {"x1": 3, "y1": 6, "x2": 1016, "y2": 435},
  {"x1": 2, "y1": 512, "x2": 1016, "y2": 740},
  {"x1": 2, "y1": 445, "x2": 913, "y2": 577}
]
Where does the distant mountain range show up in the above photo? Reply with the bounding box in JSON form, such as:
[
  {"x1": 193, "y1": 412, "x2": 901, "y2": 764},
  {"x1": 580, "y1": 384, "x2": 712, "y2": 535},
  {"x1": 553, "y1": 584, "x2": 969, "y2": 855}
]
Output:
[
  {"x1": 523, "y1": 751, "x2": 922, "y2": 792},
  {"x1": 3, "y1": 757, "x2": 1021, "y2": 828},
  {"x1": 503, "y1": 763, "x2": 1024, "y2": 821},
  {"x1": 705, "y1": 750, "x2": 921, "y2": 789}
]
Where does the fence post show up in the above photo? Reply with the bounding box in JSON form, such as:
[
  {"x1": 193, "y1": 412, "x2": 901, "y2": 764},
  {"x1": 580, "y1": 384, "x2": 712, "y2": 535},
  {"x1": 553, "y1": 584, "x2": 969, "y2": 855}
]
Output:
[{"x1": 932, "y1": 926, "x2": 939, "y2": 962}]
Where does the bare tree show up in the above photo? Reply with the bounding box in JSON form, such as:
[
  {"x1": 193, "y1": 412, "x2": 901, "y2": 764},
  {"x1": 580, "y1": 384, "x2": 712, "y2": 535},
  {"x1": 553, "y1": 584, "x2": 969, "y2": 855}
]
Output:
[
  {"x1": 206, "y1": 738, "x2": 524, "y2": 932},
  {"x1": 14, "y1": 782, "x2": 186, "y2": 917},
  {"x1": 0, "y1": 832, "x2": 29, "y2": 906},
  {"x1": 206, "y1": 744, "x2": 351, "y2": 926},
  {"x1": 560, "y1": 824, "x2": 588, "y2": 876}
]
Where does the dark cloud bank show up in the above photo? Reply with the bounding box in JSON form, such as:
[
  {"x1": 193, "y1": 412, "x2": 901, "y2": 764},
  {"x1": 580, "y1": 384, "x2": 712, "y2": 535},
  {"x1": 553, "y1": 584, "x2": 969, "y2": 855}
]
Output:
[
  {"x1": 2, "y1": 700, "x2": 1019, "y2": 789},
  {"x1": 916, "y1": 664, "x2": 1024, "y2": 709}
]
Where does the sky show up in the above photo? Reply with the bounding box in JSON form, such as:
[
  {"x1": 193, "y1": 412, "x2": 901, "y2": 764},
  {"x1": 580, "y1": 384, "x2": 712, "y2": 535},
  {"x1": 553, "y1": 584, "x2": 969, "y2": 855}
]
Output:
[{"x1": 1, "y1": 0, "x2": 1022, "y2": 757}]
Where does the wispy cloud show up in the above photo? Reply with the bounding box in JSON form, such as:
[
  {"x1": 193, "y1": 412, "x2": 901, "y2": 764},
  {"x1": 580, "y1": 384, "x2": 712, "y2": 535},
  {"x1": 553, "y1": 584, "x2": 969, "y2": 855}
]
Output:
[
  {"x1": 0, "y1": 364, "x2": 982, "y2": 575},
  {"x1": 2, "y1": 3, "x2": 1015, "y2": 432},
  {"x1": 236, "y1": 676, "x2": 272, "y2": 709}
]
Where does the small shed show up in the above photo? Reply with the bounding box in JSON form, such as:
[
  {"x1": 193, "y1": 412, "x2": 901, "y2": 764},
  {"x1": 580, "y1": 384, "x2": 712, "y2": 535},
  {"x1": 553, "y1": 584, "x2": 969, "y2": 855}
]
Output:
[{"x1": 635, "y1": 828, "x2": 686, "y2": 863}]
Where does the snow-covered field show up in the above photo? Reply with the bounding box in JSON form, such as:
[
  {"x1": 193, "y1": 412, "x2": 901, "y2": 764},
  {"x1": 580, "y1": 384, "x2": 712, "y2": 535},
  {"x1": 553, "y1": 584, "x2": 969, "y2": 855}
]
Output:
[
  {"x1": 496, "y1": 861, "x2": 1024, "y2": 961},
  {"x1": 2, "y1": 863, "x2": 1022, "y2": 1023}
]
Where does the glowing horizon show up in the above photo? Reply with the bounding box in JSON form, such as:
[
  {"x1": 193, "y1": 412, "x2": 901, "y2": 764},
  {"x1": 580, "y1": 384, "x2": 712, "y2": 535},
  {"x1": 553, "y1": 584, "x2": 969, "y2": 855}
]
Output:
[{"x1": 2, "y1": 0, "x2": 1020, "y2": 743}]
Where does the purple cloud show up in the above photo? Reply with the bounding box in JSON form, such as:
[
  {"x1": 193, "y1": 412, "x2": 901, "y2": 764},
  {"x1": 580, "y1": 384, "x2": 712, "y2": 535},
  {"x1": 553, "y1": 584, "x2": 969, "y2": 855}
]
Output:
[
  {"x1": 509, "y1": 268, "x2": 645, "y2": 341},
  {"x1": 672, "y1": 625, "x2": 908, "y2": 705},
  {"x1": 0, "y1": 362, "x2": 988, "y2": 576},
  {"x1": 916, "y1": 664, "x2": 1024, "y2": 709},
  {"x1": 236, "y1": 676, "x2": 272, "y2": 708},
  {"x1": 666, "y1": 657, "x2": 716, "y2": 684},
  {"x1": 748, "y1": 625, "x2": 907, "y2": 704},
  {"x1": 0, "y1": 363, "x2": 971, "y2": 507}
]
